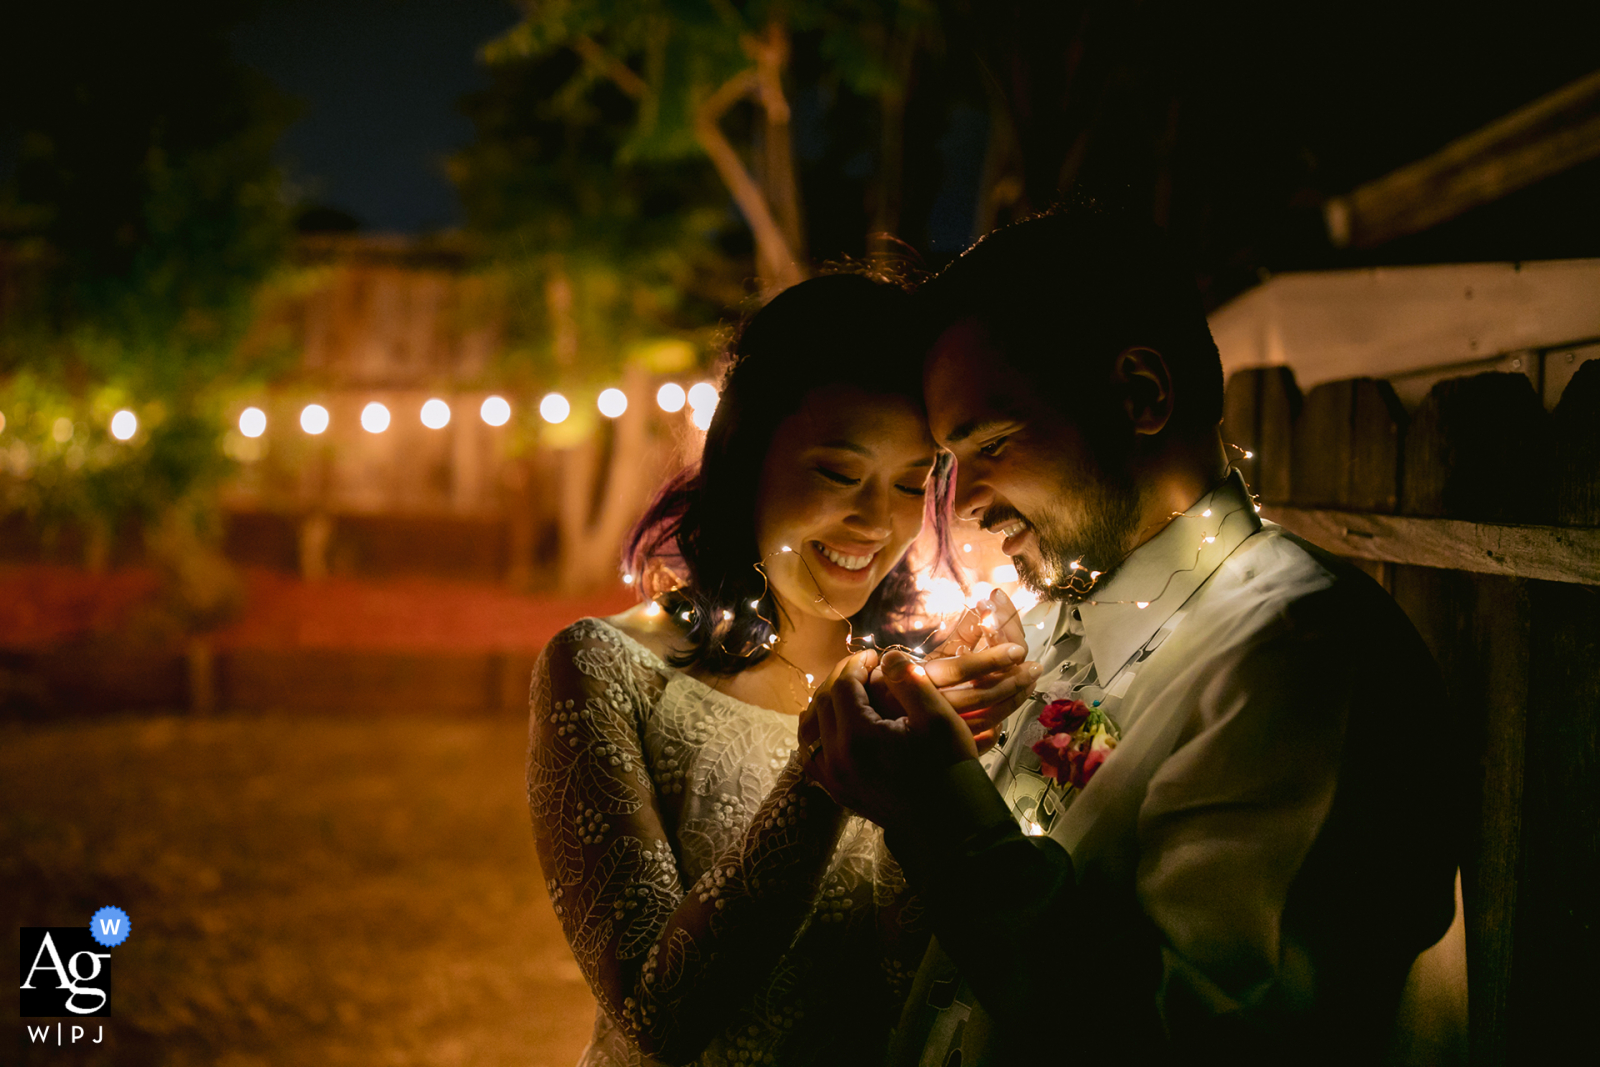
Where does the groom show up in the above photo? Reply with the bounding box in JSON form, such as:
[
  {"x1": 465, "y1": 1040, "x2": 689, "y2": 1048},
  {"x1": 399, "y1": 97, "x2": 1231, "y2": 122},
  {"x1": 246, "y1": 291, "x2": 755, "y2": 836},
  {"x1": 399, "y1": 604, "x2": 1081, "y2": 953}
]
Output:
[{"x1": 800, "y1": 212, "x2": 1459, "y2": 1065}]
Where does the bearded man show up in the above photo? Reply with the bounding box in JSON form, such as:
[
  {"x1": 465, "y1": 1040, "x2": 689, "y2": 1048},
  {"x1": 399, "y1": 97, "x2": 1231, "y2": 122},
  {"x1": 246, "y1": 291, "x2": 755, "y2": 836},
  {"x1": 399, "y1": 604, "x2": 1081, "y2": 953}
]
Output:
[{"x1": 799, "y1": 211, "x2": 1460, "y2": 1065}]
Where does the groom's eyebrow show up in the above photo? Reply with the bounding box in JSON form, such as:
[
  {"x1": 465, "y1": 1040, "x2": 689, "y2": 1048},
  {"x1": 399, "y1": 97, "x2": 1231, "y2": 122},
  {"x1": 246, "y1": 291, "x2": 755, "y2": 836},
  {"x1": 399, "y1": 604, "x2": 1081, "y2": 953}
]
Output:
[{"x1": 943, "y1": 417, "x2": 1011, "y2": 445}]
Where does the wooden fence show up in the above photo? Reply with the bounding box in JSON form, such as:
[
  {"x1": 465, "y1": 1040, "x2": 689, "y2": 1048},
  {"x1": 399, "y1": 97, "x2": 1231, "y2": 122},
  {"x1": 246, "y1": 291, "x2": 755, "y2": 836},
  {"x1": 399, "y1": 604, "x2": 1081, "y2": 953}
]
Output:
[{"x1": 1222, "y1": 356, "x2": 1598, "y2": 1066}]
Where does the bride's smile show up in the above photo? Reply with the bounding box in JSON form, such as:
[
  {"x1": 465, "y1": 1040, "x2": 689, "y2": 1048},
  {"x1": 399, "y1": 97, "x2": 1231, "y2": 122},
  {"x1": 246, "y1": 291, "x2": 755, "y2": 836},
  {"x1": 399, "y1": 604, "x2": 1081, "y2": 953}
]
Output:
[{"x1": 754, "y1": 383, "x2": 936, "y2": 625}]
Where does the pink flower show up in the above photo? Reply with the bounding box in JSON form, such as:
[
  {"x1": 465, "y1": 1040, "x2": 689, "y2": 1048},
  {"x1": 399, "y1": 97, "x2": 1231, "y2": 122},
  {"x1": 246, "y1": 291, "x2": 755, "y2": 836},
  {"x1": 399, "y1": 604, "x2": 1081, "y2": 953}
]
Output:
[
  {"x1": 1032, "y1": 733, "x2": 1085, "y2": 785},
  {"x1": 1038, "y1": 699, "x2": 1090, "y2": 734}
]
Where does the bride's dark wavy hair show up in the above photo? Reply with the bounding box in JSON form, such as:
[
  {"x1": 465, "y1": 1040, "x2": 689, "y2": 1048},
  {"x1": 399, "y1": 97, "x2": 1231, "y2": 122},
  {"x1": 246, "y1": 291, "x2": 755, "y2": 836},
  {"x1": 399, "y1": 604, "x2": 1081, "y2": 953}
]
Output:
[{"x1": 623, "y1": 272, "x2": 959, "y2": 675}]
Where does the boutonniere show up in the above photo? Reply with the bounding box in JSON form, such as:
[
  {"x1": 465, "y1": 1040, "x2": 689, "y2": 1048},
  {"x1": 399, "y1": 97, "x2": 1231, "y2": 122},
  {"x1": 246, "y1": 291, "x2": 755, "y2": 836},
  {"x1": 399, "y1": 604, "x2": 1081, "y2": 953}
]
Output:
[{"x1": 1031, "y1": 699, "x2": 1119, "y2": 791}]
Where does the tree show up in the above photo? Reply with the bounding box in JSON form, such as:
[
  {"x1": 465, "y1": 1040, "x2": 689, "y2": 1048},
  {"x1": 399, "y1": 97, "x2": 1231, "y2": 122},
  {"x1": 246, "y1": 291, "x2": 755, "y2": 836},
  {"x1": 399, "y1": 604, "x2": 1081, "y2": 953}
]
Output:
[
  {"x1": 0, "y1": 2, "x2": 296, "y2": 617},
  {"x1": 486, "y1": 0, "x2": 937, "y2": 294},
  {"x1": 452, "y1": 41, "x2": 738, "y2": 591}
]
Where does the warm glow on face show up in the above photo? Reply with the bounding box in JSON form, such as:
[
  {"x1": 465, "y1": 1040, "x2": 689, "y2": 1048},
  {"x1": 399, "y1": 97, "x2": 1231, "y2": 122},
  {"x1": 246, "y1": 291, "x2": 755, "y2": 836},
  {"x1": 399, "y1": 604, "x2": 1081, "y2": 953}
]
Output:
[
  {"x1": 300, "y1": 404, "x2": 330, "y2": 435},
  {"x1": 480, "y1": 396, "x2": 511, "y2": 426},
  {"x1": 361, "y1": 402, "x2": 391, "y2": 433},
  {"x1": 991, "y1": 563, "x2": 1018, "y2": 584},
  {"x1": 109, "y1": 410, "x2": 137, "y2": 440},
  {"x1": 597, "y1": 388, "x2": 628, "y2": 418},
  {"x1": 540, "y1": 393, "x2": 571, "y2": 424},
  {"x1": 239, "y1": 407, "x2": 267, "y2": 438},
  {"x1": 420, "y1": 398, "x2": 451, "y2": 429},
  {"x1": 656, "y1": 382, "x2": 686, "y2": 413}
]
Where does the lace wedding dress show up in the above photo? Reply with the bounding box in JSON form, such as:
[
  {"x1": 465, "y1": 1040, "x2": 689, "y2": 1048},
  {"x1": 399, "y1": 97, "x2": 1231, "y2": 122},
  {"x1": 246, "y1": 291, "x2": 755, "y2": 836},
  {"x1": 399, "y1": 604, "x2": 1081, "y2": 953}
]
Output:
[{"x1": 528, "y1": 619, "x2": 928, "y2": 1067}]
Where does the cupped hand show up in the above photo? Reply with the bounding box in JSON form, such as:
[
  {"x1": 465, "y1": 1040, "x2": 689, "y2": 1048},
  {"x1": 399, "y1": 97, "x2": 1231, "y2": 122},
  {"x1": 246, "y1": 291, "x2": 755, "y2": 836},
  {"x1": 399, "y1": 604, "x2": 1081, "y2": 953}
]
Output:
[
  {"x1": 803, "y1": 648, "x2": 976, "y2": 830},
  {"x1": 869, "y1": 589, "x2": 1041, "y2": 752}
]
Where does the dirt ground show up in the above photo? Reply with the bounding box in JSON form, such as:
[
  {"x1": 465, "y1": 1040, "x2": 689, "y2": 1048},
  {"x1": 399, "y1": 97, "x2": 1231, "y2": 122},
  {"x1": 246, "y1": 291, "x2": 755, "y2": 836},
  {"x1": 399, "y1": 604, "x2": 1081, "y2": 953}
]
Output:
[{"x1": 4, "y1": 713, "x2": 597, "y2": 1067}]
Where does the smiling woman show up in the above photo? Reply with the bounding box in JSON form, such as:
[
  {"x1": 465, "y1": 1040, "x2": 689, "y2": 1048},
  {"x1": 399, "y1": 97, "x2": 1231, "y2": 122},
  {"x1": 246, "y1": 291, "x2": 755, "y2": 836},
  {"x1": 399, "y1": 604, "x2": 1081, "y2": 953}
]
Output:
[{"x1": 525, "y1": 272, "x2": 976, "y2": 1067}]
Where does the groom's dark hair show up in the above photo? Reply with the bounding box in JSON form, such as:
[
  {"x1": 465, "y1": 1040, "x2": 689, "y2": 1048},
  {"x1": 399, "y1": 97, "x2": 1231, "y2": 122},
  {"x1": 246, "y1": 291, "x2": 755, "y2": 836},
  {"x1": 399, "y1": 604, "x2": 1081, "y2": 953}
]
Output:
[{"x1": 917, "y1": 208, "x2": 1225, "y2": 434}]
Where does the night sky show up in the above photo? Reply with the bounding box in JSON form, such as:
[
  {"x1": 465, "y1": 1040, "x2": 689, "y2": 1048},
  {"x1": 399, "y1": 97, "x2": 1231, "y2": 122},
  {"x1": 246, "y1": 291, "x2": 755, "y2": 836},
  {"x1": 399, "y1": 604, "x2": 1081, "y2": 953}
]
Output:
[{"x1": 231, "y1": 0, "x2": 521, "y2": 233}]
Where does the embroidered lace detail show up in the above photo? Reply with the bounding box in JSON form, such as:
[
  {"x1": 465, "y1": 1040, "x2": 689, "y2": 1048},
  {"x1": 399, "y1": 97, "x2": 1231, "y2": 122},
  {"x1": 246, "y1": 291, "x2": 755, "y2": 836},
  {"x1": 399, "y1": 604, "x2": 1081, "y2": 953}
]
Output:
[{"x1": 529, "y1": 618, "x2": 928, "y2": 1066}]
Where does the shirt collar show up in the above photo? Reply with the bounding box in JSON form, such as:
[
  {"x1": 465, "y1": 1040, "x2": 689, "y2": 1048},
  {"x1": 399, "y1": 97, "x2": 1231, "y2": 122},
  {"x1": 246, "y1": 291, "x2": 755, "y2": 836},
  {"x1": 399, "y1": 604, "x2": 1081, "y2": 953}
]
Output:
[{"x1": 1065, "y1": 469, "x2": 1260, "y2": 679}]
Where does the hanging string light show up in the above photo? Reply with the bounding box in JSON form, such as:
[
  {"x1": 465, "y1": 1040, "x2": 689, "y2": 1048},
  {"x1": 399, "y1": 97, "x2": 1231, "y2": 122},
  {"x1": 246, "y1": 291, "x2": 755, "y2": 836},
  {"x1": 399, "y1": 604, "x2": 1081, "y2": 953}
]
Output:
[
  {"x1": 300, "y1": 404, "x2": 330, "y2": 435},
  {"x1": 421, "y1": 398, "x2": 451, "y2": 429},
  {"x1": 481, "y1": 396, "x2": 512, "y2": 426},
  {"x1": 361, "y1": 402, "x2": 391, "y2": 433},
  {"x1": 598, "y1": 388, "x2": 628, "y2": 418}
]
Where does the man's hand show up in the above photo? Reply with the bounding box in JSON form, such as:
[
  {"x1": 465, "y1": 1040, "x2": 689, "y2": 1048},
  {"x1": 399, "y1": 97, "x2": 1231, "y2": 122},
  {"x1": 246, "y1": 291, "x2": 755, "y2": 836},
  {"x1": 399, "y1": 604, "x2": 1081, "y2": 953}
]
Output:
[
  {"x1": 798, "y1": 648, "x2": 978, "y2": 831},
  {"x1": 868, "y1": 589, "x2": 1042, "y2": 752}
]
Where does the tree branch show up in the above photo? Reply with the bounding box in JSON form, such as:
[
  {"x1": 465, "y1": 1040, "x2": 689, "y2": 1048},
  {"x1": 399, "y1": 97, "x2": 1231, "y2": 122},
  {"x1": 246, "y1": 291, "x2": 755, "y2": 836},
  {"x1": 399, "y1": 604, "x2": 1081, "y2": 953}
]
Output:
[
  {"x1": 693, "y1": 68, "x2": 803, "y2": 293},
  {"x1": 571, "y1": 34, "x2": 649, "y2": 100}
]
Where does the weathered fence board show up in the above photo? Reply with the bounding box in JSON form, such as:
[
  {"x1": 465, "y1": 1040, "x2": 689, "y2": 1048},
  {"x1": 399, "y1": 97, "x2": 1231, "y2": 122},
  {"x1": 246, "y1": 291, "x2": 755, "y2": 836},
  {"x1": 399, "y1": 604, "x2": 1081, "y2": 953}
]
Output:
[
  {"x1": 1225, "y1": 355, "x2": 1600, "y2": 1067},
  {"x1": 1259, "y1": 508, "x2": 1600, "y2": 585},
  {"x1": 1221, "y1": 365, "x2": 1300, "y2": 502}
]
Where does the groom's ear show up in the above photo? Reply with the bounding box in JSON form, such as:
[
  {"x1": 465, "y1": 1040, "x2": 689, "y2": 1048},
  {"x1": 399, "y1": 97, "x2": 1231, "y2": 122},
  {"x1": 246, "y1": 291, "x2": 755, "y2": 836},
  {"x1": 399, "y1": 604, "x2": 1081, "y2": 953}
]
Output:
[{"x1": 1112, "y1": 347, "x2": 1174, "y2": 437}]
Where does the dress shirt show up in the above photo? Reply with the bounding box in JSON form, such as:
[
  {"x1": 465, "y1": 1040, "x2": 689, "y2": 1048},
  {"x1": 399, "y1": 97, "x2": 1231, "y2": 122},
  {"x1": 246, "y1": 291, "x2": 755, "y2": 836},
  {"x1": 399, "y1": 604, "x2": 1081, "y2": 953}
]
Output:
[{"x1": 887, "y1": 471, "x2": 1459, "y2": 1066}]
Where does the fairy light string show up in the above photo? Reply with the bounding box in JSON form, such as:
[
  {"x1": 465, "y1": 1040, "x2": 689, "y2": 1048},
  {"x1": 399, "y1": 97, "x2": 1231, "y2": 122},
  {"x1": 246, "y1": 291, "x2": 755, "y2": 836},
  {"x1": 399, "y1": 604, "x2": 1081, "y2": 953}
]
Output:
[{"x1": 628, "y1": 458, "x2": 1266, "y2": 703}]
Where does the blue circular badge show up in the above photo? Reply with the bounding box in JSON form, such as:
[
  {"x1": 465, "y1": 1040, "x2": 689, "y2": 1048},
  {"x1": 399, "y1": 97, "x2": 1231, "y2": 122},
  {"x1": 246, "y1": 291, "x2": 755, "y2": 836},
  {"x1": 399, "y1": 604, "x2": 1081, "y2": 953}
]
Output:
[{"x1": 90, "y1": 906, "x2": 131, "y2": 947}]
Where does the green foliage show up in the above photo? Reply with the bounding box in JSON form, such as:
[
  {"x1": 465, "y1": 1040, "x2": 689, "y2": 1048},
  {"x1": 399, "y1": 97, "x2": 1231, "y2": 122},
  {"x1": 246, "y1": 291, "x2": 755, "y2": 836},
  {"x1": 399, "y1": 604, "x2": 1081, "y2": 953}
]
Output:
[
  {"x1": 0, "y1": 2, "x2": 297, "y2": 541},
  {"x1": 453, "y1": 26, "x2": 747, "y2": 451}
]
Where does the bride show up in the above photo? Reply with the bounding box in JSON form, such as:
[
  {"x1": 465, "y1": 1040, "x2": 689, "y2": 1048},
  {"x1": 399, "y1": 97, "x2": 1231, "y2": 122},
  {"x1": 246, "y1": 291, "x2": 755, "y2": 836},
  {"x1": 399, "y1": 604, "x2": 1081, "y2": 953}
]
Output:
[{"x1": 528, "y1": 272, "x2": 1039, "y2": 1066}]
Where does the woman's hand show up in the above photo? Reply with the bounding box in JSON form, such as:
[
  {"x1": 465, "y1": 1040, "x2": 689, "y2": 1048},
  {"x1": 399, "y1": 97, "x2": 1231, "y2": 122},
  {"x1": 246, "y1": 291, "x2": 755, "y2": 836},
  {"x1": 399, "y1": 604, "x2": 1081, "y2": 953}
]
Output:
[{"x1": 871, "y1": 588, "x2": 1042, "y2": 753}]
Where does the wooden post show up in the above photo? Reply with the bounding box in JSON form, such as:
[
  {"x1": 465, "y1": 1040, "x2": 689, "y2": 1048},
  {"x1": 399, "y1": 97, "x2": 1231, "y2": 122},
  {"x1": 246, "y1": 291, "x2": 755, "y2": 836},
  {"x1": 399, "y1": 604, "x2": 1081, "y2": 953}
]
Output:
[
  {"x1": 1390, "y1": 371, "x2": 1557, "y2": 1066},
  {"x1": 1510, "y1": 359, "x2": 1600, "y2": 1062}
]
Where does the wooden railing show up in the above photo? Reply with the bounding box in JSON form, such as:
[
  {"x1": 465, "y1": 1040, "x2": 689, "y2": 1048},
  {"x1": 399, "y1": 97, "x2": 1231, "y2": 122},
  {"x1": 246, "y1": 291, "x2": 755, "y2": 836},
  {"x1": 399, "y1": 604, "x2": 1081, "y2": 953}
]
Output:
[{"x1": 1223, "y1": 357, "x2": 1598, "y2": 1066}]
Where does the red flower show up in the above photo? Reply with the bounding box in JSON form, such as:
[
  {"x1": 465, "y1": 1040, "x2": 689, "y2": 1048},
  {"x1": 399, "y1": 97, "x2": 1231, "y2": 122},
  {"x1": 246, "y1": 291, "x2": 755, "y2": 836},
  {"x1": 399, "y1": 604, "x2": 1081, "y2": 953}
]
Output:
[
  {"x1": 1032, "y1": 733, "x2": 1085, "y2": 785},
  {"x1": 1038, "y1": 699, "x2": 1091, "y2": 734}
]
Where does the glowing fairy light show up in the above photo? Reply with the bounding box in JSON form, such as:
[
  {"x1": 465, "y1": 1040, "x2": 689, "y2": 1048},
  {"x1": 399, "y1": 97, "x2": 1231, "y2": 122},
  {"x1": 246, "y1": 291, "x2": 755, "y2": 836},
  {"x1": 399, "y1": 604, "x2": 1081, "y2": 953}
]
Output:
[
  {"x1": 1243, "y1": 450, "x2": 1254, "y2": 459},
  {"x1": 912, "y1": 664, "x2": 927, "y2": 677},
  {"x1": 918, "y1": 576, "x2": 966, "y2": 615},
  {"x1": 597, "y1": 388, "x2": 628, "y2": 418},
  {"x1": 862, "y1": 634, "x2": 875, "y2": 644},
  {"x1": 1202, "y1": 508, "x2": 1212, "y2": 518},
  {"x1": 1204, "y1": 536, "x2": 1216, "y2": 544},
  {"x1": 780, "y1": 545, "x2": 792, "y2": 553},
  {"x1": 481, "y1": 396, "x2": 512, "y2": 426},
  {"x1": 645, "y1": 602, "x2": 662, "y2": 617},
  {"x1": 680, "y1": 611, "x2": 692, "y2": 622},
  {"x1": 723, "y1": 610, "x2": 733, "y2": 621},
  {"x1": 109, "y1": 410, "x2": 138, "y2": 440},
  {"x1": 361, "y1": 402, "x2": 391, "y2": 433},
  {"x1": 300, "y1": 404, "x2": 330, "y2": 435},
  {"x1": 991, "y1": 564, "x2": 1018, "y2": 583},
  {"x1": 656, "y1": 383, "x2": 686, "y2": 413},
  {"x1": 1070, "y1": 561, "x2": 1081, "y2": 571},
  {"x1": 1090, "y1": 571, "x2": 1101, "y2": 580},
  {"x1": 750, "y1": 600, "x2": 761, "y2": 610},
  {"x1": 1255, "y1": 504, "x2": 1262, "y2": 513},
  {"x1": 962, "y1": 543, "x2": 973, "y2": 553},
  {"x1": 421, "y1": 398, "x2": 451, "y2": 429},
  {"x1": 539, "y1": 393, "x2": 571, "y2": 424},
  {"x1": 805, "y1": 673, "x2": 815, "y2": 685},
  {"x1": 1136, "y1": 601, "x2": 1150, "y2": 609},
  {"x1": 1037, "y1": 621, "x2": 1047, "y2": 630},
  {"x1": 621, "y1": 573, "x2": 635, "y2": 585},
  {"x1": 1023, "y1": 819, "x2": 1044, "y2": 836},
  {"x1": 239, "y1": 407, "x2": 267, "y2": 438}
]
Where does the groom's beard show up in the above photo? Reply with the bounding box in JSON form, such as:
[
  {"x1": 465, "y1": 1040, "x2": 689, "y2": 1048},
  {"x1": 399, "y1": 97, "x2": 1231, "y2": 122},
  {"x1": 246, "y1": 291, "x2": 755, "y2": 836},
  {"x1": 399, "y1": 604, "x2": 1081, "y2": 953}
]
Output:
[{"x1": 1014, "y1": 469, "x2": 1143, "y2": 603}]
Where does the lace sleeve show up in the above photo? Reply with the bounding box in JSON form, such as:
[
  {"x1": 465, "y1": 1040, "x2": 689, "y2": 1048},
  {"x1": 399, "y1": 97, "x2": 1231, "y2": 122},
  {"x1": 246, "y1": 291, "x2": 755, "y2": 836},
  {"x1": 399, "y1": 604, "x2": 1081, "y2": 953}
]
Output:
[{"x1": 528, "y1": 623, "x2": 848, "y2": 1063}]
